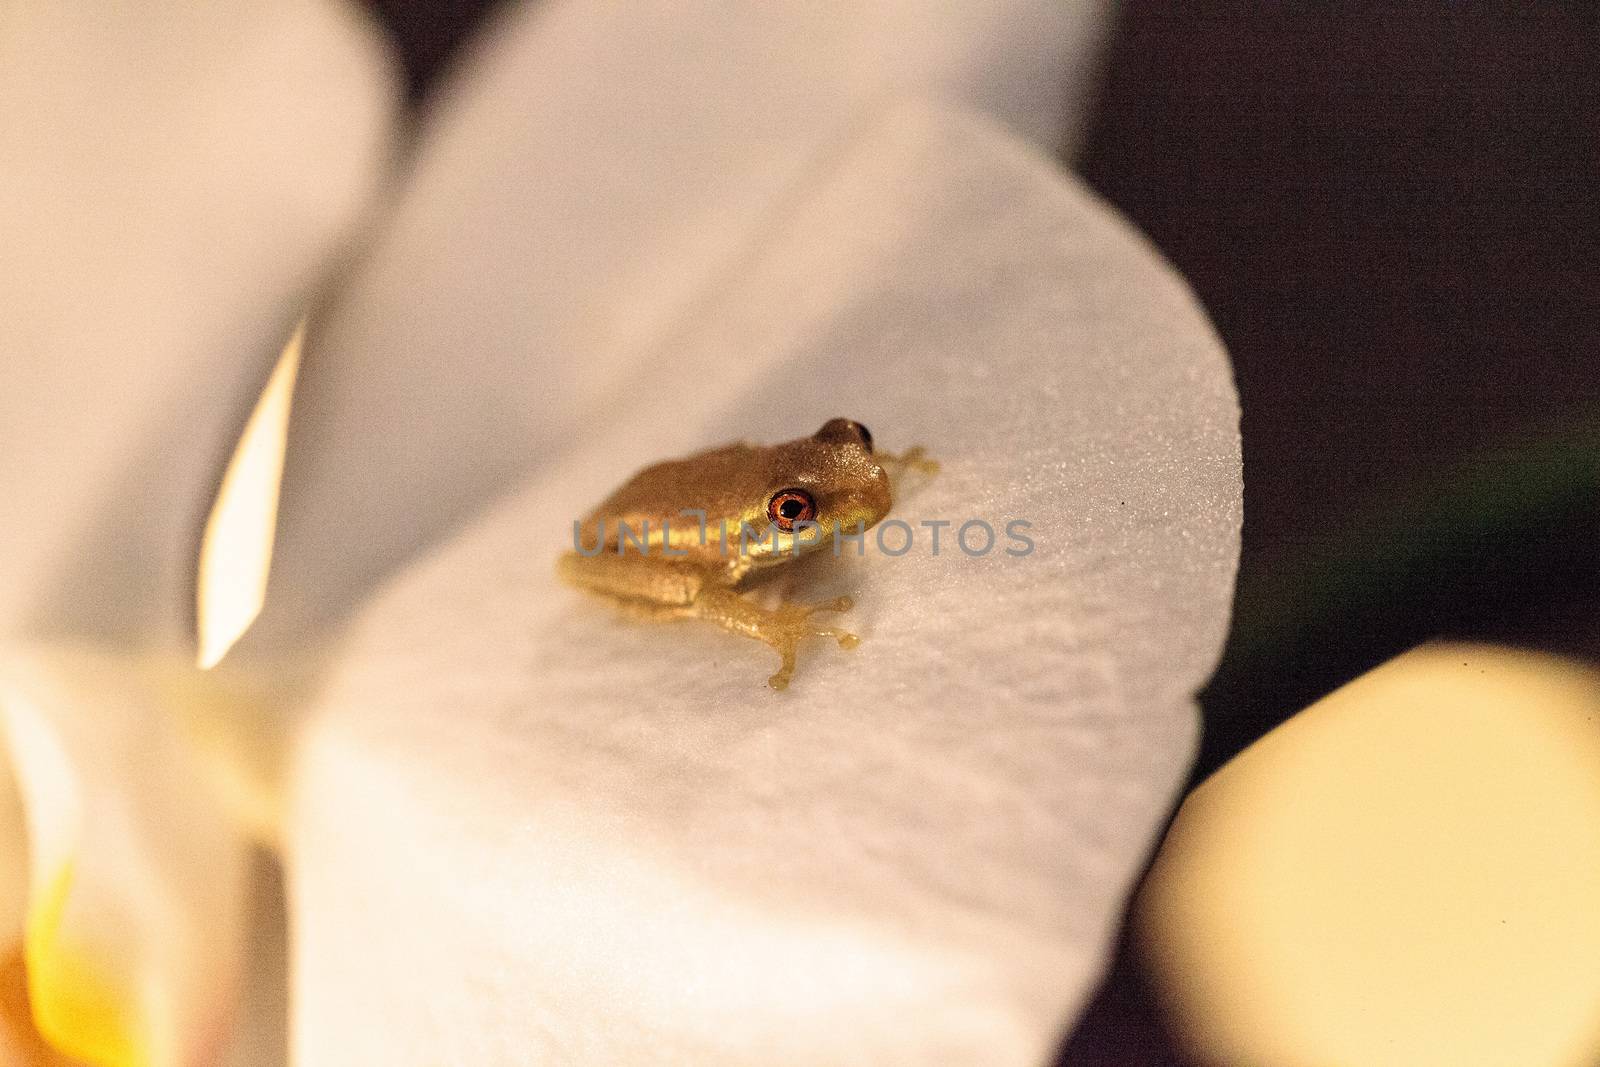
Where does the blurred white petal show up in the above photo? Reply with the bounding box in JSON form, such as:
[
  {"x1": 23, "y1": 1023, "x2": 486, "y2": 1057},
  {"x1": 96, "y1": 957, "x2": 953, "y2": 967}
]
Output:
[
  {"x1": 285, "y1": 104, "x2": 1240, "y2": 1065},
  {"x1": 197, "y1": 324, "x2": 305, "y2": 671},
  {"x1": 0, "y1": 2, "x2": 401, "y2": 1063},
  {"x1": 260, "y1": 0, "x2": 1111, "y2": 644},
  {"x1": 0, "y1": 0, "x2": 396, "y2": 646},
  {"x1": 0, "y1": 646, "x2": 250, "y2": 1067}
]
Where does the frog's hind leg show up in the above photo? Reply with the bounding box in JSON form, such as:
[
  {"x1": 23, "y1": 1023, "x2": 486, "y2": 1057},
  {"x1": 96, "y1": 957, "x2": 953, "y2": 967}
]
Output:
[{"x1": 692, "y1": 588, "x2": 859, "y2": 690}]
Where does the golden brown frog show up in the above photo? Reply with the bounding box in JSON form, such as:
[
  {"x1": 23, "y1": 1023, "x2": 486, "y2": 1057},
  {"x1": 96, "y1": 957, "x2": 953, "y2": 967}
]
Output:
[{"x1": 558, "y1": 418, "x2": 931, "y2": 689}]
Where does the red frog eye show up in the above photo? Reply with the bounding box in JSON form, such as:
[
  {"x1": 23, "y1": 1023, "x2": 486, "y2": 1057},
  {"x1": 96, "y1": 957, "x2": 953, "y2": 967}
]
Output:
[{"x1": 766, "y1": 488, "x2": 817, "y2": 532}]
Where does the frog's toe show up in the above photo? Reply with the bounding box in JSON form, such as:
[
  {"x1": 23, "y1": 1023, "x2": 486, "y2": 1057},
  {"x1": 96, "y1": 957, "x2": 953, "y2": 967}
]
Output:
[
  {"x1": 805, "y1": 594, "x2": 853, "y2": 616},
  {"x1": 786, "y1": 627, "x2": 858, "y2": 656},
  {"x1": 806, "y1": 597, "x2": 859, "y2": 648},
  {"x1": 804, "y1": 617, "x2": 860, "y2": 649},
  {"x1": 768, "y1": 642, "x2": 799, "y2": 690},
  {"x1": 776, "y1": 597, "x2": 859, "y2": 646}
]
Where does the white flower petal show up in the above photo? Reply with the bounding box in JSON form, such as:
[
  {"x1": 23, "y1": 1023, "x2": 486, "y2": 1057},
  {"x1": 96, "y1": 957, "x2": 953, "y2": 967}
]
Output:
[
  {"x1": 285, "y1": 105, "x2": 1240, "y2": 1065},
  {"x1": 0, "y1": 646, "x2": 252, "y2": 1067},
  {"x1": 260, "y1": 0, "x2": 1110, "y2": 643},
  {"x1": 0, "y1": 0, "x2": 395, "y2": 645}
]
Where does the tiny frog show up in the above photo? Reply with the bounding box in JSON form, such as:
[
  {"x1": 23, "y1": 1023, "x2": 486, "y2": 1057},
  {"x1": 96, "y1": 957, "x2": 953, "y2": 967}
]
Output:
[{"x1": 558, "y1": 418, "x2": 934, "y2": 690}]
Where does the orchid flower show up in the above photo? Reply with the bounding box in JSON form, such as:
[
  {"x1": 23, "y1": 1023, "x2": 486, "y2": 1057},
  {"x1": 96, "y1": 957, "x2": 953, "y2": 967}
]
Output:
[{"x1": 0, "y1": 2, "x2": 1240, "y2": 1065}]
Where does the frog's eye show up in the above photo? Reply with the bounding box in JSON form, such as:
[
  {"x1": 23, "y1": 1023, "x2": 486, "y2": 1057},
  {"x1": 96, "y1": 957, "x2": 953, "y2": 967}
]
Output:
[{"x1": 767, "y1": 488, "x2": 817, "y2": 532}]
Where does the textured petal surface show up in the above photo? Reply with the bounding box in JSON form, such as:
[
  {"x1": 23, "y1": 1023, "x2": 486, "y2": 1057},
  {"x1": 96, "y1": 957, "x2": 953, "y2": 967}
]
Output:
[
  {"x1": 259, "y1": 0, "x2": 1110, "y2": 644},
  {"x1": 0, "y1": 646, "x2": 251, "y2": 1067},
  {"x1": 0, "y1": 0, "x2": 395, "y2": 646},
  {"x1": 285, "y1": 105, "x2": 1240, "y2": 1065}
]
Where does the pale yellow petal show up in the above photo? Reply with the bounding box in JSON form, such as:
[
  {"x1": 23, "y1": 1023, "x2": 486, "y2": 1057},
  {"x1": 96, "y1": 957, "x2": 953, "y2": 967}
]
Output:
[
  {"x1": 0, "y1": 952, "x2": 89, "y2": 1066},
  {"x1": 1140, "y1": 643, "x2": 1600, "y2": 1067},
  {"x1": 0, "y1": 646, "x2": 252, "y2": 1067}
]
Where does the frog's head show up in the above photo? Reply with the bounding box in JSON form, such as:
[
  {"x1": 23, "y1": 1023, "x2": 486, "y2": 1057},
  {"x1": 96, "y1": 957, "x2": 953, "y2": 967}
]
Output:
[{"x1": 741, "y1": 418, "x2": 892, "y2": 566}]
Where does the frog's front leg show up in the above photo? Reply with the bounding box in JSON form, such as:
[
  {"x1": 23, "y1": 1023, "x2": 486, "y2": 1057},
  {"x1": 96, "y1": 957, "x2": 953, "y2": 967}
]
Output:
[
  {"x1": 690, "y1": 588, "x2": 860, "y2": 690},
  {"x1": 876, "y1": 445, "x2": 940, "y2": 481}
]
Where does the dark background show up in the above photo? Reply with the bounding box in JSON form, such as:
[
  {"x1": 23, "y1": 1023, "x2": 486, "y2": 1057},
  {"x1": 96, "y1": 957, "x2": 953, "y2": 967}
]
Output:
[
  {"x1": 361, "y1": 3, "x2": 1600, "y2": 1062},
  {"x1": 1070, "y1": 8, "x2": 1599, "y2": 1062}
]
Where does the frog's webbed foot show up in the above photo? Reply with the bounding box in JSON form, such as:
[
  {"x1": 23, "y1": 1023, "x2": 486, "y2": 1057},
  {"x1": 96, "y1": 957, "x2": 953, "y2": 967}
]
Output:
[
  {"x1": 693, "y1": 589, "x2": 859, "y2": 690},
  {"x1": 764, "y1": 596, "x2": 861, "y2": 690}
]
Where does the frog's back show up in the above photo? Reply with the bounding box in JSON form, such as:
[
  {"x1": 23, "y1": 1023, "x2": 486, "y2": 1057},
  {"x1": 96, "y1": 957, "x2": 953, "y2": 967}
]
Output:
[{"x1": 582, "y1": 441, "x2": 771, "y2": 531}]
